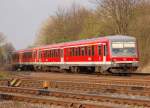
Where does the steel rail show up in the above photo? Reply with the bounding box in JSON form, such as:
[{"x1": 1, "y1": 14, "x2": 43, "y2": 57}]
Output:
[
  {"x1": 0, "y1": 86, "x2": 150, "y2": 107},
  {"x1": 0, "y1": 93, "x2": 114, "y2": 108},
  {"x1": 1, "y1": 78, "x2": 150, "y2": 97}
]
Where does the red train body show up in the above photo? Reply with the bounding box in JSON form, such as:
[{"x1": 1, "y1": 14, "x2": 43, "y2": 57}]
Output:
[{"x1": 12, "y1": 35, "x2": 139, "y2": 74}]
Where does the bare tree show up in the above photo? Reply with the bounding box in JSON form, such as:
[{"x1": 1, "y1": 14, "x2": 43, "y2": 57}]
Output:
[
  {"x1": 0, "y1": 32, "x2": 6, "y2": 46},
  {"x1": 95, "y1": 0, "x2": 137, "y2": 34},
  {"x1": 36, "y1": 4, "x2": 90, "y2": 45},
  {"x1": 0, "y1": 33, "x2": 15, "y2": 66}
]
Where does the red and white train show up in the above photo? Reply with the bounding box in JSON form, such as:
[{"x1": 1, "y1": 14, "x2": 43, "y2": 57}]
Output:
[{"x1": 11, "y1": 35, "x2": 139, "y2": 74}]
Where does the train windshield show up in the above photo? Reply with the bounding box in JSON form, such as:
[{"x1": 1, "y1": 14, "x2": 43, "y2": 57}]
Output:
[{"x1": 111, "y1": 42, "x2": 137, "y2": 57}]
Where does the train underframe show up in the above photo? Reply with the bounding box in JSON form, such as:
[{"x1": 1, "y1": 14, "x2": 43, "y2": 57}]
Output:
[{"x1": 12, "y1": 62, "x2": 138, "y2": 75}]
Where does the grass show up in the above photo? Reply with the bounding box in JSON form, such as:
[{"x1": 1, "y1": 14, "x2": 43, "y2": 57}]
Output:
[
  {"x1": 0, "y1": 71, "x2": 11, "y2": 79},
  {"x1": 142, "y1": 63, "x2": 150, "y2": 73}
]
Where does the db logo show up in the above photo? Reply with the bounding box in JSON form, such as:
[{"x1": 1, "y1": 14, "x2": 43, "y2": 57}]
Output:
[
  {"x1": 123, "y1": 58, "x2": 127, "y2": 61},
  {"x1": 88, "y1": 57, "x2": 91, "y2": 61}
]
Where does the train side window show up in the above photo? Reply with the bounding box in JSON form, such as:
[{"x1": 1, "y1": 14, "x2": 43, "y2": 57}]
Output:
[
  {"x1": 51, "y1": 50, "x2": 53, "y2": 58},
  {"x1": 84, "y1": 46, "x2": 87, "y2": 56},
  {"x1": 72, "y1": 48, "x2": 75, "y2": 56},
  {"x1": 47, "y1": 50, "x2": 49, "y2": 58},
  {"x1": 55, "y1": 50, "x2": 56, "y2": 57},
  {"x1": 55, "y1": 50, "x2": 58, "y2": 57},
  {"x1": 73, "y1": 48, "x2": 75, "y2": 56},
  {"x1": 78, "y1": 47, "x2": 81, "y2": 56},
  {"x1": 74, "y1": 48, "x2": 76, "y2": 56},
  {"x1": 57, "y1": 49, "x2": 59, "y2": 57},
  {"x1": 39, "y1": 51, "x2": 41, "y2": 59},
  {"x1": 81, "y1": 47, "x2": 85, "y2": 56},
  {"x1": 34, "y1": 51, "x2": 36, "y2": 59},
  {"x1": 104, "y1": 45, "x2": 108, "y2": 56},
  {"x1": 50, "y1": 50, "x2": 52, "y2": 58},
  {"x1": 58, "y1": 49, "x2": 60, "y2": 57},
  {"x1": 53, "y1": 50, "x2": 54, "y2": 58},
  {"x1": 92, "y1": 46, "x2": 95, "y2": 56},
  {"x1": 98, "y1": 45, "x2": 102, "y2": 56},
  {"x1": 75, "y1": 48, "x2": 78, "y2": 56},
  {"x1": 29, "y1": 52, "x2": 32, "y2": 59},
  {"x1": 87, "y1": 46, "x2": 91, "y2": 56},
  {"x1": 41, "y1": 51, "x2": 42, "y2": 58},
  {"x1": 52, "y1": 50, "x2": 54, "y2": 58},
  {"x1": 54, "y1": 50, "x2": 56, "y2": 57},
  {"x1": 43, "y1": 51, "x2": 45, "y2": 58},
  {"x1": 48, "y1": 50, "x2": 50, "y2": 58},
  {"x1": 53, "y1": 50, "x2": 55, "y2": 57},
  {"x1": 49, "y1": 50, "x2": 51, "y2": 58},
  {"x1": 47, "y1": 50, "x2": 48, "y2": 58},
  {"x1": 55, "y1": 49, "x2": 57, "y2": 57},
  {"x1": 46, "y1": 50, "x2": 48, "y2": 58},
  {"x1": 77, "y1": 47, "x2": 79, "y2": 56},
  {"x1": 44, "y1": 51, "x2": 46, "y2": 58}
]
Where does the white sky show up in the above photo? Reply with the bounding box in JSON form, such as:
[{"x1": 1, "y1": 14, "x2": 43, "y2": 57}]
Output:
[{"x1": 0, "y1": 0, "x2": 94, "y2": 50}]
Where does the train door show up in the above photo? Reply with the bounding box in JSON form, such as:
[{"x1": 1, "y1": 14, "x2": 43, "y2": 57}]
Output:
[
  {"x1": 61, "y1": 49, "x2": 64, "y2": 63},
  {"x1": 91, "y1": 45, "x2": 97, "y2": 61},
  {"x1": 103, "y1": 43, "x2": 108, "y2": 64},
  {"x1": 19, "y1": 52, "x2": 23, "y2": 63},
  {"x1": 32, "y1": 50, "x2": 37, "y2": 62},
  {"x1": 38, "y1": 50, "x2": 42, "y2": 62},
  {"x1": 97, "y1": 44, "x2": 103, "y2": 62}
]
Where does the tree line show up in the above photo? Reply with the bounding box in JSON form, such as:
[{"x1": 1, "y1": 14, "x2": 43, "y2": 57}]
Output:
[
  {"x1": 0, "y1": 32, "x2": 14, "y2": 68},
  {"x1": 36, "y1": 0, "x2": 150, "y2": 68}
]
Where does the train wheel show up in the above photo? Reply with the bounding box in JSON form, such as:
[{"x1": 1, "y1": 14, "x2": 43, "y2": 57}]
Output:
[
  {"x1": 99, "y1": 71, "x2": 109, "y2": 75},
  {"x1": 75, "y1": 67, "x2": 80, "y2": 73},
  {"x1": 70, "y1": 67, "x2": 74, "y2": 73},
  {"x1": 70, "y1": 67, "x2": 80, "y2": 73}
]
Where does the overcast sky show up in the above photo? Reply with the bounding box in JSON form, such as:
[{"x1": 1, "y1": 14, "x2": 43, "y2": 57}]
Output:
[{"x1": 0, "y1": 0, "x2": 94, "y2": 50}]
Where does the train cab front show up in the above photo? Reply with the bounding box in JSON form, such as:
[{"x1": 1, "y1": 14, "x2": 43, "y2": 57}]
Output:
[{"x1": 108, "y1": 38, "x2": 139, "y2": 74}]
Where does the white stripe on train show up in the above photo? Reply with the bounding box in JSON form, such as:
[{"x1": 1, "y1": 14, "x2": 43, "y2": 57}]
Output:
[{"x1": 17, "y1": 61, "x2": 138, "y2": 65}]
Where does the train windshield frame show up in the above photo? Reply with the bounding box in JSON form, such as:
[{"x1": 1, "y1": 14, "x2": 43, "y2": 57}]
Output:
[{"x1": 111, "y1": 41, "x2": 137, "y2": 57}]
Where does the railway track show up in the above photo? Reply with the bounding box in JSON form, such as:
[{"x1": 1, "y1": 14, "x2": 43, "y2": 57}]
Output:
[
  {"x1": 0, "y1": 86, "x2": 150, "y2": 107},
  {"x1": 0, "y1": 73, "x2": 150, "y2": 108},
  {"x1": 1, "y1": 78, "x2": 150, "y2": 97},
  {"x1": 1, "y1": 72, "x2": 150, "y2": 107},
  {"x1": 13, "y1": 72, "x2": 150, "y2": 87},
  {"x1": 0, "y1": 93, "x2": 113, "y2": 108},
  {"x1": 11, "y1": 78, "x2": 150, "y2": 96},
  {"x1": 48, "y1": 80, "x2": 150, "y2": 96}
]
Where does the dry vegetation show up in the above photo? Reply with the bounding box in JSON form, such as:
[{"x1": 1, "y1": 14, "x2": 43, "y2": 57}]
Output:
[
  {"x1": 0, "y1": 72, "x2": 9, "y2": 79},
  {"x1": 142, "y1": 63, "x2": 150, "y2": 73},
  {"x1": 36, "y1": 0, "x2": 150, "y2": 71},
  {"x1": 0, "y1": 32, "x2": 14, "y2": 68}
]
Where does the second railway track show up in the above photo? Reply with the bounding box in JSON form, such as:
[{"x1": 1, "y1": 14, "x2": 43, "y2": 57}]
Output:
[{"x1": 0, "y1": 86, "x2": 150, "y2": 107}]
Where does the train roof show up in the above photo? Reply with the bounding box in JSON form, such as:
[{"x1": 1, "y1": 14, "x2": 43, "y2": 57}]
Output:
[
  {"x1": 107, "y1": 35, "x2": 136, "y2": 42},
  {"x1": 14, "y1": 35, "x2": 136, "y2": 53}
]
